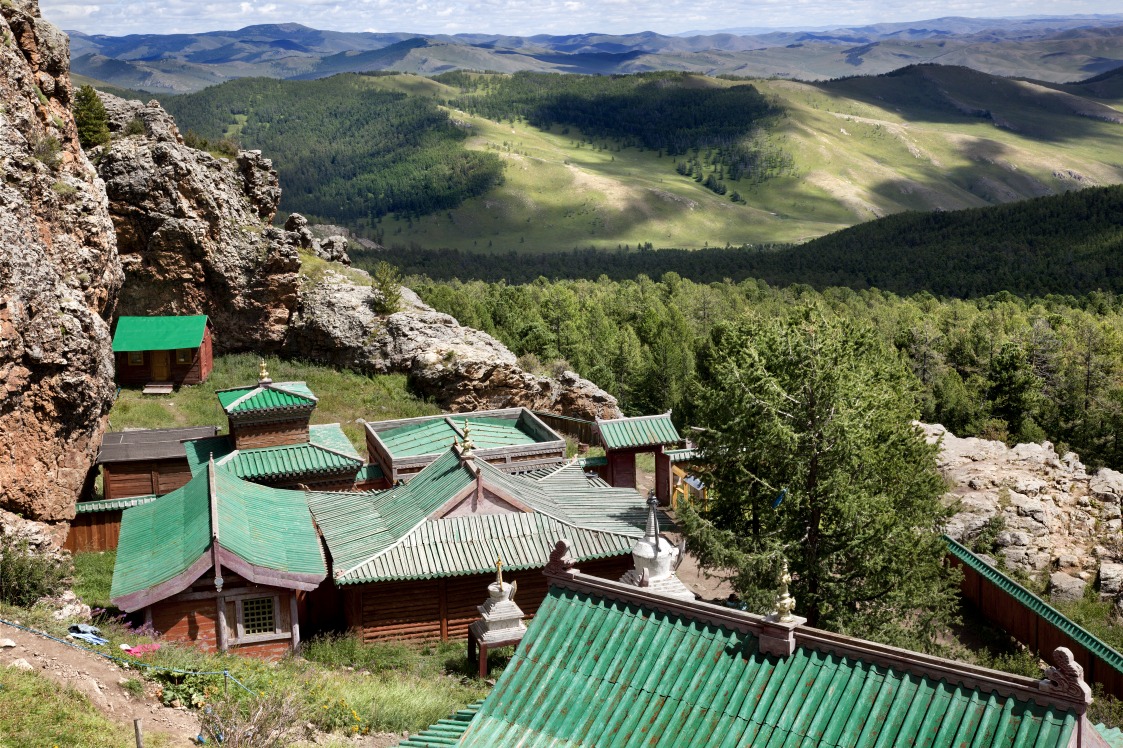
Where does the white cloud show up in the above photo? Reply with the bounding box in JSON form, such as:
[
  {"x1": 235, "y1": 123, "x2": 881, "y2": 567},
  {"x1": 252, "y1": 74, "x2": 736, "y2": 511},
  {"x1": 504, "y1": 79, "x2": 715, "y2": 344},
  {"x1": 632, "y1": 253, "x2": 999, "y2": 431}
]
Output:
[{"x1": 39, "y1": 0, "x2": 1123, "y2": 36}]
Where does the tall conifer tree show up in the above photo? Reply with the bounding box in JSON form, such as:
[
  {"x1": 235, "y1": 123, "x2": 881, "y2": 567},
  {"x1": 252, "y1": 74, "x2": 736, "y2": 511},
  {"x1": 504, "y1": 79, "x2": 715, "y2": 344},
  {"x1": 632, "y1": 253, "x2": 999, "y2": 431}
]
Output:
[
  {"x1": 679, "y1": 305, "x2": 958, "y2": 649},
  {"x1": 73, "y1": 85, "x2": 110, "y2": 149}
]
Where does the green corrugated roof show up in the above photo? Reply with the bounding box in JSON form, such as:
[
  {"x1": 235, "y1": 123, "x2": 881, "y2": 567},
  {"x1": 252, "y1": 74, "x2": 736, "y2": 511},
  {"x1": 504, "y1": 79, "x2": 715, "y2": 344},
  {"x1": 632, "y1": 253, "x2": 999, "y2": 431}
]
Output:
[
  {"x1": 75, "y1": 495, "x2": 158, "y2": 514},
  {"x1": 378, "y1": 416, "x2": 540, "y2": 458},
  {"x1": 111, "y1": 464, "x2": 326, "y2": 605},
  {"x1": 399, "y1": 703, "x2": 482, "y2": 748},
  {"x1": 347, "y1": 512, "x2": 636, "y2": 583},
  {"x1": 184, "y1": 435, "x2": 235, "y2": 475},
  {"x1": 309, "y1": 424, "x2": 362, "y2": 460},
  {"x1": 577, "y1": 455, "x2": 607, "y2": 467},
  {"x1": 216, "y1": 382, "x2": 316, "y2": 415},
  {"x1": 308, "y1": 451, "x2": 653, "y2": 585},
  {"x1": 945, "y1": 535, "x2": 1123, "y2": 676},
  {"x1": 355, "y1": 463, "x2": 385, "y2": 482},
  {"x1": 597, "y1": 413, "x2": 680, "y2": 450},
  {"x1": 451, "y1": 585, "x2": 1079, "y2": 747},
  {"x1": 112, "y1": 316, "x2": 208, "y2": 352},
  {"x1": 220, "y1": 442, "x2": 361, "y2": 482}
]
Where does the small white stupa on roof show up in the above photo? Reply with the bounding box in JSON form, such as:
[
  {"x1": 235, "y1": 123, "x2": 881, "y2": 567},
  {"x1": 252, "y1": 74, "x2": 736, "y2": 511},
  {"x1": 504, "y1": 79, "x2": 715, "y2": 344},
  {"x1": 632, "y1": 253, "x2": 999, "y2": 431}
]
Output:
[
  {"x1": 469, "y1": 557, "x2": 527, "y2": 646},
  {"x1": 619, "y1": 493, "x2": 696, "y2": 601}
]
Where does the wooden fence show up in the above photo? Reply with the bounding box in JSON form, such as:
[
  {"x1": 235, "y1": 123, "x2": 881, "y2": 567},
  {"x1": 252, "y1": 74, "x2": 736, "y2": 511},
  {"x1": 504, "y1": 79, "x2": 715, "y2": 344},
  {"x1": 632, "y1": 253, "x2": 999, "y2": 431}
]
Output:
[{"x1": 532, "y1": 411, "x2": 598, "y2": 446}]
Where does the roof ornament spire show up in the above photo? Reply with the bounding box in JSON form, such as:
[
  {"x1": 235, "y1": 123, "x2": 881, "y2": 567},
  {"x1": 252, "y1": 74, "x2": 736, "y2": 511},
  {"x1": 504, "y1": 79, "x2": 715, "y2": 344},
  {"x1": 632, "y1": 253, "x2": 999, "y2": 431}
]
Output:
[
  {"x1": 644, "y1": 490, "x2": 660, "y2": 543},
  {"x1": 619, "y1": 495, "x2": 695, "y2": 601},
  {"x1": 495, "y1": 555, "x2": 504, "y2": 586},
  {"x1": 773, "y1": 559, "x2": 796, "y2": 623},
  {"x1": 460, "y1": 419, "x2": 475, "y2": 461},
  {"x1": 258, "y1": 358, "x2": 272, "y2": 385}
]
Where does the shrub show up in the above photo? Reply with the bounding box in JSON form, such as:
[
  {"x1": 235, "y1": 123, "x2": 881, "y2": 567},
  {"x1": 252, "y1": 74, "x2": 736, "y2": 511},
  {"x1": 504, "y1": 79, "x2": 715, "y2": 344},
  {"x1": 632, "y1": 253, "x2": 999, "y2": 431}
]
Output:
[
  {"x1": 124, "y1": 117, "x2": 145, "y2": 136},
  {"x1": 31, "y1": 133, "x2": 62, "y2": 169},
  {"x1": 0, "y1": 531, "x2": 72, "y2": 607},
  {"x1": 198, "y1": 692, "x2": 305, "y2": 748}
]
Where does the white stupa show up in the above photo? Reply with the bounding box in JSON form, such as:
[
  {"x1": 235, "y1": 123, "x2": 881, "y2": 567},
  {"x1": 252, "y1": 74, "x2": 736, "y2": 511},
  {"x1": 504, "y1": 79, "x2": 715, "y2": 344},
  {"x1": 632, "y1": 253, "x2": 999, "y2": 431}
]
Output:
[
  {"x1": 469, "y1": 557, "x2": 527, "y2": 645},
  {"x1": 619, "y1": 494, "x2": 695, "y2": 601}
]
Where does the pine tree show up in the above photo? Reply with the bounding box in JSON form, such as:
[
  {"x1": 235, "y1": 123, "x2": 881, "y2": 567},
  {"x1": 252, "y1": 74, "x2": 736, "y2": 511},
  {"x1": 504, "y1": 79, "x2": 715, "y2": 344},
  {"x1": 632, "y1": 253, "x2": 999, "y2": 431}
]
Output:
[
  {"x1": 73, "y1": 85, "x2": 110, "y2": 149},
  {"x1": 678, "y1": 305, "x2": 958, "y2": 649},
  {"x1": 371, "y1": 261, "x2": 402, "y2": 314}
]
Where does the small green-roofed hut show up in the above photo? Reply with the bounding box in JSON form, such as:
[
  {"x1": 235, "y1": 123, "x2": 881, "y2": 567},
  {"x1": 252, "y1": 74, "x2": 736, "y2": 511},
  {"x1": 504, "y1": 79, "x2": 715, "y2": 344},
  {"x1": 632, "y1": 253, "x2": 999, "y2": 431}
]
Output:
[
  {"x1": 112, "y1": 315, "x2": 214, "y2": 387},
  {"x1": 403, "y1": 563, "x2": 1103, "y2": 748},
  {"x1": 593, "y1": 412, "x2": 683, "y2": 499},
  {"x1": 110, "y1": 460, "x2": 326, "y2": 658}
]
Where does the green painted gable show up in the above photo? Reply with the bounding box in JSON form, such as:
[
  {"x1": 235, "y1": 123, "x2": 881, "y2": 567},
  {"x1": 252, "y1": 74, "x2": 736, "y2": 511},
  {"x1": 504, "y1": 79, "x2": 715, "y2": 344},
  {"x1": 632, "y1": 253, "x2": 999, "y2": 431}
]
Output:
[
  {"x1": 597, "y1": 413, "x2": 680, "y2": 450},
  {"x1": 112, "y1": 316, "x2": 208, "y2": 352},
  {"x1": 450, "y1": 585, "x2": 1079, "y2": 747}
]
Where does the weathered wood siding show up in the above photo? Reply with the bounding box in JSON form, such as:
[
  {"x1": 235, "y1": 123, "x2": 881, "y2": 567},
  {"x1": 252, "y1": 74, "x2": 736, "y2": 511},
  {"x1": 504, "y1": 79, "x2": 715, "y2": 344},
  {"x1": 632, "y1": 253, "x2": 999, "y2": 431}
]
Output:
[
  {"x1": 952, "y1": 555, "x2": 1123, "y2": 699},
  {"x1": 346, "y1": 555, "x2": 634, "y2": 642},
  {"x1": 62, "y1": 510, "x2": 122, "y2": 552},
  {"x1": 607, "y1": 448, "x2": 639, "y2": 489},
  {"x1": 102, "y1": 459, "x2": 193, "y2": 501},
  {"x1": 231, "y1": 420, "x2": 309, "y2": 450},
  {"x1": 114, "y1": 328, "x2": 211, "y2": 386}
]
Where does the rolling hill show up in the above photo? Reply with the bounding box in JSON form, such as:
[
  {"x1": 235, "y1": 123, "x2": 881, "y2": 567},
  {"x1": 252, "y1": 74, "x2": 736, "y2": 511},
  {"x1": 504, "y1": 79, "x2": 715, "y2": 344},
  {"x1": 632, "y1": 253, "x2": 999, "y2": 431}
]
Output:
[
  {"x1": 147, "y1": 65, "x2": 1123, "y2": 252},
  {"x1": 66, "y1": 16, "x2": 1123, "y2": 93}
]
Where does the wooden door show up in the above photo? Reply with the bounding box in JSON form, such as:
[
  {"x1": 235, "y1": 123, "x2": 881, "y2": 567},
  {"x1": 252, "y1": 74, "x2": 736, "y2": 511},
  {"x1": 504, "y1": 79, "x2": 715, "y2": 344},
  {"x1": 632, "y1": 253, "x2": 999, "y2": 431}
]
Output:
[{"x1": 151, "y1": 350, "x2": 170, "y2": 381}]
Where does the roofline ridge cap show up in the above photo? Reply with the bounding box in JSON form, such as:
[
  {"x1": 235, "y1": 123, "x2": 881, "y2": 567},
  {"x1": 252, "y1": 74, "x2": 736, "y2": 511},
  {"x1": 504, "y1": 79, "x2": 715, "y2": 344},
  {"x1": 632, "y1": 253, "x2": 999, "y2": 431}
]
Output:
[
  {"x1": 266, "y1": 381, "x2": 318, "y2": 402},
  {"x1": 307, "y1": 441, "x2": 364, "y2": 463},
  {"x1": 224, "y1": 387, "x2": 263, "y2": 412}
]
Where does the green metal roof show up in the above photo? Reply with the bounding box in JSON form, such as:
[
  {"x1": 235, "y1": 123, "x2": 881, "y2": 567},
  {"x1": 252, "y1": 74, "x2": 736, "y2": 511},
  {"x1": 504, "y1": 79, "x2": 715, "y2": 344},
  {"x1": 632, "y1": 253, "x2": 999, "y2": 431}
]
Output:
[
  {"x1": 666, "y1": 447, "x2": 700, "y2": 464},
  {"x1": 112, "y1": 316, "x2": 208, "y2": 352},
  {"x1": 1098, "y1": 724, "x2": 1123, "y2": 748},
  {"x1": 221, "y1": 442, "x2": 361, "y2": 482},
  {"x1": 355, "y1": 463, "x2": 385, "y2": 482},
  {"x1": 75, "y1": 495, "x2": 158, "y2": 514},
  {"x1": 216, "y1": 382, "x2": 317, "y2": 415},
  {"x1": 399, "y1": 703, "x2": 482, "y2": 748},
  {"x1": 452, "y1": 585, "x2": 1079, "y2": 747},
  {"x1": 945, "y1": 535, "x2": 1123, "y2": 677},
  {"x1": 577, "y1": 455, "x2": 607, "y2": 467},
  {"x1": 597, "y1": 413, "x2": 680, "y2": 450},
  {"x1": 111, "y1": 463, "x2": 326, "y2": 606},
  {"x1": 345, "y1": 512, "x2": 636, "y2": 583},
  {"x1": 378, "y1": 416, "x2": 539, "y2": 458},
  {"x1": 308, "y1": 451, "x2": 653, "y2": 585},
  {"x1": 184, "y1": 435, "x2": 234, "y2": 475},
  {"x1": 309, "y1": 424, "x2": 362, "y2": 460}
]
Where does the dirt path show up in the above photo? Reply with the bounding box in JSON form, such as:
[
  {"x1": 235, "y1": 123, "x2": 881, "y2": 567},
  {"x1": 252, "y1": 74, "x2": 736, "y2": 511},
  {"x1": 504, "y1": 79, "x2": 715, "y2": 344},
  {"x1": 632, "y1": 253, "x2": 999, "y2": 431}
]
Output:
[{"x1": 0, "y1": 620, "x2": 201, "y2": 745}]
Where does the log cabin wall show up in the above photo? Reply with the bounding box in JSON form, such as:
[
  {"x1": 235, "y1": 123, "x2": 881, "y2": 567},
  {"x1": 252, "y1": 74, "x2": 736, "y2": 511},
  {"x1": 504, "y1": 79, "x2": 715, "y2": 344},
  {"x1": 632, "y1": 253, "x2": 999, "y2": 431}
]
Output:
[
  {"x1": 102, "y1": 458, "x2": 194, "y2": 501},
  {"x1": 149, "y1": 572, "x2": 297, "y2": 660},
  {"x1": 952, "y1": 555, "x2": 1123, "y2": 699},
  {"x1": 62, "y1": 510, "x2": 122, "y2": 553},
  {"x1": 231, "y1": 420, "x2": 309, "y2": 450},
  {"x1": 345, "y1": 554, "x2": 634, "y2": 643},
  {"x1": 114, "y1": 345, "x2": 208, "y2": 386}
]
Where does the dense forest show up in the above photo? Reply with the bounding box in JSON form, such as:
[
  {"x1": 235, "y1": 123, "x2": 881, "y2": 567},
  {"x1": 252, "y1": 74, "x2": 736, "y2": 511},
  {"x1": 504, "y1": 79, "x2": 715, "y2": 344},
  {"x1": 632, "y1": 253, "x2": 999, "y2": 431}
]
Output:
[
  {"x1": 440, "y1": 71, "x2": 793, "y2": 185},
  {"x1": 161, "y1": 75, "x2": 504, "y2": 222},
  {"x1": 413, "y1": 274, "x2": 1123, "y2": 471},
  {"x1": 369, "y1": 184, "x2": 1123, "y2": 295}
]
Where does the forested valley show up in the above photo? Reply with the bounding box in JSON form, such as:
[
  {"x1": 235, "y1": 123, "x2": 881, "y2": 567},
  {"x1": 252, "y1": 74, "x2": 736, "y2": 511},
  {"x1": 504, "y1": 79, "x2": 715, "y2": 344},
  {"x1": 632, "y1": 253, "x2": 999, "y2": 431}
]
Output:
[{"x1": 413, "y1": 274, "x2": 1123, "y2": 470}]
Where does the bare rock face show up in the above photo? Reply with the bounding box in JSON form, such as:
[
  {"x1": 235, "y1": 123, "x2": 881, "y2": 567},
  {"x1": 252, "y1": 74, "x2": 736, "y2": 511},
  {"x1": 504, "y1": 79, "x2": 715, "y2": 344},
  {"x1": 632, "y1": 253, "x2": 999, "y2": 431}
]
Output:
[
  {"x1": 927, "y1": 423, "x2": 1123, "y2": 604},
  {"x1": 0, "y1": 1, "x2": 121, "y2": 522},
  {"x1": 287, "y1": 269, "x2": 620, "y2": 420},
  {"x1": 93, "y1": 93, "x2": 298, "y2": 352}
]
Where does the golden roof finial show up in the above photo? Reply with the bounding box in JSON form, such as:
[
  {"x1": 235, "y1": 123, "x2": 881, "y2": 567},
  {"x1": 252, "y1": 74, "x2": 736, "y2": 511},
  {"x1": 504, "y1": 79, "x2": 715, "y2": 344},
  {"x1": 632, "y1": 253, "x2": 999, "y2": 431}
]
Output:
[
  {"x1": 258, "y1": 358, "x2": 271, "y2": 384},
  {"x1": 773, "y1": 559, "x2": 796, "y2": 623},
  {"x1": 495, "y1": 555, "x2": 504, "y2": 586},
  {"x1": 461, "y1": 419, "x2": 475, "y2": 456}
]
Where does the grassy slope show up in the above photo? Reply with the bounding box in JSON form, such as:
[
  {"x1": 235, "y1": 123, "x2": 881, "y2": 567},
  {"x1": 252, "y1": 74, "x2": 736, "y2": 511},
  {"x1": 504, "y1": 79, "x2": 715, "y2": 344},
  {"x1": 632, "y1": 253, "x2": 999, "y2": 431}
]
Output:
[
  {"x1": 108, "y1": 353, "x2": 442, "y2": 452},
  {"x1": 376, "y1": 68, "x2": 1123, "y2": 252}
]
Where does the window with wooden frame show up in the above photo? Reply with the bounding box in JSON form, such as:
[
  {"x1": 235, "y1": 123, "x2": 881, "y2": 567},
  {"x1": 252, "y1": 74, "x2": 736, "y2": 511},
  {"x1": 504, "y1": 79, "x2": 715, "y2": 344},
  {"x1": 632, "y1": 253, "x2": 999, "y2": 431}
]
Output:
[
  {"x1": 127, "y1": 351, "x2": 143, "y2": 366},
  {"x1": 175, "y1": 348, "x2": 192, "y2": 364},
  {"x1": 231, "y1": 594, "x2": 288, "y2": 644}
]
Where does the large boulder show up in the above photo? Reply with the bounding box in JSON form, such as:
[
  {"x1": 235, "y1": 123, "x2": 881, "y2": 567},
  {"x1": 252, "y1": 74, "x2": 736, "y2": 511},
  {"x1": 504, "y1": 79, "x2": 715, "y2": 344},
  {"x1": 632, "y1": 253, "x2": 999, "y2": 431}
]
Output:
[
  {"x1": 93, "y1": 93, "x2": 298, "y2": 352},
  {"x1": 1048, "y1": 572, "x2": 1087, "y2": 603},
  {"x1": 287, "y1": 269, "x2": 620, "y2": 420},
  {"x1": 0, "y1": 0, "x2": 121, "y2": 522}
]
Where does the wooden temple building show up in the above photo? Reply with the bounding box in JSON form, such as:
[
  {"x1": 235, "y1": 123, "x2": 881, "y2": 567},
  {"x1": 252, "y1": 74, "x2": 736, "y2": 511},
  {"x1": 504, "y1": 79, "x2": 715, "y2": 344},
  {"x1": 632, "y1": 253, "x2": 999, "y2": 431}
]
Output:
[
  {"x1": 112, "y1": 315, "x2": 214, "y2": 390},
  {"x1": 402, "y1": 548, "x2": 1116, "y2": 748}
]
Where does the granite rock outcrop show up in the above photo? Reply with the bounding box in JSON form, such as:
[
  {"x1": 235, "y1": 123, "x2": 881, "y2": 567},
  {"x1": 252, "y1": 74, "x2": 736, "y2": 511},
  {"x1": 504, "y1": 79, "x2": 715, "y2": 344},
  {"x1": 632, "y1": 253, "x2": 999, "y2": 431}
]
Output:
[
  {"x1": 93, "y1": 92, "x2": 299, "y2": 352},
  {"x1": 929, "y1": 423, "x2": 1123, "y2": 606},
  {"x1": 0, "y1": 0, "x2": 120, "y2": 522}
]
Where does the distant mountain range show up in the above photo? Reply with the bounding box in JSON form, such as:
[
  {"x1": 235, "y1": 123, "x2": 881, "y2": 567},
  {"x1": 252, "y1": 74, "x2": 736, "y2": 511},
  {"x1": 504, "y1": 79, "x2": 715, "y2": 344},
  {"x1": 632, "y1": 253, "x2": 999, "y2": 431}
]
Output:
[{"x1": 68, "y1": 15, "x2": 1123, "y2": 93}]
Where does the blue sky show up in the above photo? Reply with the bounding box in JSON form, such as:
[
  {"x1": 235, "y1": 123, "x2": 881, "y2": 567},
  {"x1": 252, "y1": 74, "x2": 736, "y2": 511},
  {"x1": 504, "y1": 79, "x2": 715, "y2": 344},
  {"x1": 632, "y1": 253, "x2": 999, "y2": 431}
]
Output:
[{"x1": 40, "y1": 0, "x2": 1123, "y2": 37}]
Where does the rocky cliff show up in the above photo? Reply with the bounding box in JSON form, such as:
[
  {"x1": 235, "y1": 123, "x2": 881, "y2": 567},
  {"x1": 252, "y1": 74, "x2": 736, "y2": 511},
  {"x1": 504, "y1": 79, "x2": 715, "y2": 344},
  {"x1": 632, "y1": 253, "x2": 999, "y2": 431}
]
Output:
[
  {"x1": 929, "y1": 424, "x2": 1123, "y2": 608},
  {"x1": 0, "y1": 1, "x2": 120, "y2": 522},
  {"x1": 92, "y1": 94, "x2": 620, "y2": 420},
  {"x1": 94, "y1": 93, "x2": 299, "y2": 351}
]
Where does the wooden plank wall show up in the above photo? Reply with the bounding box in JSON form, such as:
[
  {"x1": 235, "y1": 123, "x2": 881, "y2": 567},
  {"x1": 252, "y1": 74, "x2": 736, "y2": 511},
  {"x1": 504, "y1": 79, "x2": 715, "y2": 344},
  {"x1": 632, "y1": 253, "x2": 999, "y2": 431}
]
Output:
[
  {"x1": 103, "y1": 459, "x2": 192, "y2": 501},
  {"x1": 114, "y1": 347, "x2": 206, "y2": 385},
  {"x1": 231, "y1": 420, "x2": 309, "y2": 450},
  {"x1": 953, "y1": 556, "x2": 1123, "y2": 699},
  {"x1": 348, "y1": 555, "x2": 634, "y2": 643},
  {"x1": 608, "y1": 449, "x2": 638, "y2": 489},
  {"x1": 62, "y1": 511, "x2": 122, "y2": 553},
  {"x1": 532, "y1": 411, "x2": 596, "y2": 445}
]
